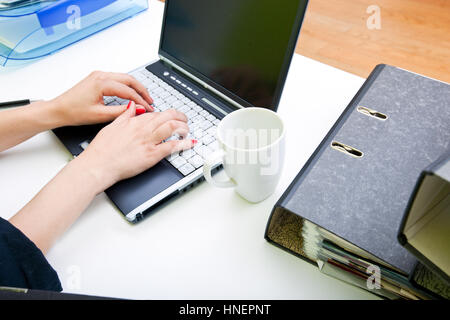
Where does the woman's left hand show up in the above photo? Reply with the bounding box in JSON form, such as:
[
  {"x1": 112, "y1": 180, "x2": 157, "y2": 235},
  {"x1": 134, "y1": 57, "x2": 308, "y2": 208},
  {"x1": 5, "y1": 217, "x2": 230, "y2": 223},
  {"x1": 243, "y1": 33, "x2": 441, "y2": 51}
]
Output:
[{"x1": 49, "y1": 71, "x2": 154, "y2": 126}]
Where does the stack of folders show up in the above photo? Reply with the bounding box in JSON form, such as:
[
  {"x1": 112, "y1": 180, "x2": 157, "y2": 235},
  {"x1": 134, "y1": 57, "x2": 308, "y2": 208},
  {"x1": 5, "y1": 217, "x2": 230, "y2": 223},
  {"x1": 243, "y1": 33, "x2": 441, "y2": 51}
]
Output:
[
  {"x1": 0, "y1": 0, "x2": 148, "y2": 67},
  {"x1": 302, "y1": 220, "x2": 426, "y2": 299},
  {"x1": 265, "y1": 64, "x2": 450, "y2": 300}
]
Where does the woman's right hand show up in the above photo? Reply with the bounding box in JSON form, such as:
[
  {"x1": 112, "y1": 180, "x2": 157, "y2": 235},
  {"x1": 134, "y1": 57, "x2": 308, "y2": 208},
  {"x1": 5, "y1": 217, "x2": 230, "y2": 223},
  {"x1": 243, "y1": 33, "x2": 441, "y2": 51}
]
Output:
[{"x1": 75, "y1": 101, "x2": 197, "y2": 193}]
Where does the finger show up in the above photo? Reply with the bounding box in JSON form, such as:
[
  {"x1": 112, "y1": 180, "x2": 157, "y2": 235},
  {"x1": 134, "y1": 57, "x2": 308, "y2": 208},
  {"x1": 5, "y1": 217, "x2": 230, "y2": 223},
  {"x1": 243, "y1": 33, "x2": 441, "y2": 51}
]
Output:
[
  {"x1": 156, "y1": 139, "x2": 198, "y2": 160},
  {"x1": 151, "y1": 120, "x2": 190, "y2": 143},
  {"x1": 106, "y1": 73, "x2": 154, "y2": 110},
  {"x1": 101, "y1": 80, "x2": 150, "y2": 109},
  {"x1": 114, "y1": 101, "x2": 137, "y2": 124},
  {"x1": 95, "y1": 104, "x2": 128, "y2": 122},
  {"x1": 137, "y1": 108, "x2": 188, "y2": 131}
]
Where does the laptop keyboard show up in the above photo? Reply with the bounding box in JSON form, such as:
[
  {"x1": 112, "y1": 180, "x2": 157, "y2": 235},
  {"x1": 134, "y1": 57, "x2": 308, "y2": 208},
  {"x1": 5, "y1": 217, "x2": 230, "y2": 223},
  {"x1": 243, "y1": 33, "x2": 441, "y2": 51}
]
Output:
[{"x1": 103, "y1": 68, "x2": 221, "y2": 177}]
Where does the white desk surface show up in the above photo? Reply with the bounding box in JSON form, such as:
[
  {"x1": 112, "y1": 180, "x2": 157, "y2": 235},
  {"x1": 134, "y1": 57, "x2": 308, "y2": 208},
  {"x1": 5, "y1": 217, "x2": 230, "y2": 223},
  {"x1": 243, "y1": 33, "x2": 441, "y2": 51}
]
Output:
[{"x1": 0, "y1": 0, "x2": 377, "y2": 299}]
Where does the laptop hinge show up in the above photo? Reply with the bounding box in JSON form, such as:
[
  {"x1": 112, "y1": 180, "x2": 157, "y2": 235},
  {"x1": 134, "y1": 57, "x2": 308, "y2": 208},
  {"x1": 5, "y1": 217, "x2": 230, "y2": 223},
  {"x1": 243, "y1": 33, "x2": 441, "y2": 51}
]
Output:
[{"x1": 159, "y1": 55, "x2": 245, "y2": 111}]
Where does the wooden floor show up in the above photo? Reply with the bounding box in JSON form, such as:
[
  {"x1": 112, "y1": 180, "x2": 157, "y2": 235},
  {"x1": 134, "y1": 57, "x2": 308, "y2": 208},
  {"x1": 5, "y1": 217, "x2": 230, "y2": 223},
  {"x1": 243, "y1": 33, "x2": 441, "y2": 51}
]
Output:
[
  {"x1": 159, "y1": 0, "x2": 450, "y2": 83},
  {"x1": 297, "y1": 0, "x2": 450, "y2": 82}
]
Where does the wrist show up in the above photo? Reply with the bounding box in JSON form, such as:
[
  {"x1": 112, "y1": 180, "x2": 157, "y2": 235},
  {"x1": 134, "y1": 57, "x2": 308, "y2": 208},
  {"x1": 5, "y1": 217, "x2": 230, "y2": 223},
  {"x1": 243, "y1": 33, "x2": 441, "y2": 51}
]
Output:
[
  {"x1": 29, "y1": 99, "x2": 67, "y2": 129},
  {"x1": 44, "y1": 97, "x2": 71, "y2": 127},
  {"x1": 70, "y1": 152, "x2": 117, "y2": 195}
]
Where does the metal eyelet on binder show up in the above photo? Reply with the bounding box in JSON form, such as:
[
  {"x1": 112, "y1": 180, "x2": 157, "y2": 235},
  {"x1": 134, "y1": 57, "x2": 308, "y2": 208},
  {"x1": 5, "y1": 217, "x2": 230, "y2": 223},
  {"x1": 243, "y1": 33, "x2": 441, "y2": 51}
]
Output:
[
  {"x1": 357, "y1": 106, "x2": 388, "y2": 120},
  {"x1": 331, "y1": 141, "x2": 364, "y2": 158}
]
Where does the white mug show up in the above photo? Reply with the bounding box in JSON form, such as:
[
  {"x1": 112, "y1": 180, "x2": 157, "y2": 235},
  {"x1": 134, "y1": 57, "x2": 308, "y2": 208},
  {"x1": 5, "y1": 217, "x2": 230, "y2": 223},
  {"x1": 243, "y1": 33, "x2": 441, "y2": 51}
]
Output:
[{"x1": 203, "y1": 108, "x2": 285, "y2": 203}]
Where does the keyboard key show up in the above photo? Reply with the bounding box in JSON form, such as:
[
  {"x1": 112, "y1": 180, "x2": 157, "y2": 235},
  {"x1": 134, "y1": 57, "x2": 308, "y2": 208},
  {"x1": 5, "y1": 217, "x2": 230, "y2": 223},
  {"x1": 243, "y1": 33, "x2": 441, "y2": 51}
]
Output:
[
  {"x1": 116, "y1": 97, "x2": 128, "y2": 105},
  {"x1": 159, "y1": 90, "x2": 171, "y2": 99},
  {"x1": 171, "y1": 100, "x2": 184, "y2": 109},
  {"x1": 189, "y1": 123, "x2": 201, "y2": 133},
  {"x1": 195, "y1": 145, "x2": 213, "y2": 159},
  {"x1": 209, "y1": 141, "x2": 219, "y2": 151},
  {"x1": 166, "y1": 152, "x2": 179, "y2": 161},
  {"x1": 185, "y1": 110, "x2": 198, "y2": 119},
  {"x1": 165, "y1": 135, "x2": 179, "y2": 142},
  {"x1": 145, "y1": 81, "x2": 158, "y2": 90},
  {"x1": 108, "y1": 100, "x2": 120, "y2": 106},
  {"x1": 206, "y1": 126, "x2": 217, "y2": 137},
  {"x1": 213, "y1": 119, "x2": 220, "y2": 125},
  {"x1": 180, "y1": 149, "x2": 195, "y2": 160},
  {"x1": 193, "y1": 129, "x2": 205, "y2": 139},
  {"x1": 201, "y1": 134, "x2": 215, "y2": 145},
  {"x1": 166, "y1": 86, "x2": 176, "y2": 93},
  {"x1": 160, "y1": 82, "x2": 170, "y2": 89},
  {"x1": 139, "y1": 69, "x2": 151, "y2": 77},
  {"x1": 165, "y1": 96, "x2": 178, "y2": 104},
  {"x1": 206, "y1": 114, "x2": 216, "y2": 122},
  {"x1": 200, "y1": 120, "x2": 213, "y2": 130},
  {"x1": 79, "y1": 140, "x2": 90, "y2": 150},
  {"x1": 192, "y1": 115, "x2": 205, "y2": 123},
  {"x1": 159, "y1": 103, "x2": 170, "y2": 111},
  {"x1": 131, "y1": 72, "x2": 146, "y2": 82},
  {"x1": 178, "y1": 163, "x2": 195, "y2": 176},
  {"x1": 170, "y1": 156, "x2": 187, "y2": 169},
  {"x1": 179, "y1": 105, "x2": 191, "y2": 113},
  {"x1": 103, "y1": 96, "x2": 115, "y2": 105},
  {"x1": 153, "y1": 98, "x2": 164, "y2": 107},
  {"x1": 182, "y1": 97, "x2": 191, "y2": 104},
  {"x1": 199, "y1": 110, "x2": 209, "y2": 117},
  {"x1": 188, "y1": 155, "x2": 204, "y2": 168},
  {"x1": 152, "y1": 87, "x2": 165, "y2": 95},
  {"x1": 192, "y1": 104, "x2": 203, "y2": 112}
]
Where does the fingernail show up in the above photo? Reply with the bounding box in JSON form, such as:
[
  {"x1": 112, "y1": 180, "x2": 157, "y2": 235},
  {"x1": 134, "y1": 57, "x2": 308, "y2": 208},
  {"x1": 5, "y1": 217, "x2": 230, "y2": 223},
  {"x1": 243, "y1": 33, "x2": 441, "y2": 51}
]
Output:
[
  {"x1": 192, "y1": 139, "x2": 198, "y2": 145},
  {"x1": 127, "y1": 101, "x2": 133, "y2": 109},
  {"x1": 149, "y1": 104, "x2": 155, "y2": 112},
  {"x1": 136, "y1": 108, "x2": 146, "y2": 115}
]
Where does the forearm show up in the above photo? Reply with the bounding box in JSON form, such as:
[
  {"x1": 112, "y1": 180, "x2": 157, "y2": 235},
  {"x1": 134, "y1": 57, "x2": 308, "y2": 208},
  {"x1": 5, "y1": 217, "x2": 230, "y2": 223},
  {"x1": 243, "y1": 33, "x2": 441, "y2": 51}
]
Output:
[
  {"x1": 0, "y1": 100, "x2": 64, "y2": 152},
  {"x1": 9, "y1": 156, "x2": 105, "y2": 254}
]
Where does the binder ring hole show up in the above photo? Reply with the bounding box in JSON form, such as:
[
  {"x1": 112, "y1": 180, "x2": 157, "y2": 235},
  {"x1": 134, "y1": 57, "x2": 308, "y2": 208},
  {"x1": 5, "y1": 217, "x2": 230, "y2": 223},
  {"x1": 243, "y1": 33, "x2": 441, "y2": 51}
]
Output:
[
  {"x1": 357, "y1": 106, "x2": 388, "y2": 120},
  {"x1": 331, "y1": 141, "x2": 364, "y2": 158}
]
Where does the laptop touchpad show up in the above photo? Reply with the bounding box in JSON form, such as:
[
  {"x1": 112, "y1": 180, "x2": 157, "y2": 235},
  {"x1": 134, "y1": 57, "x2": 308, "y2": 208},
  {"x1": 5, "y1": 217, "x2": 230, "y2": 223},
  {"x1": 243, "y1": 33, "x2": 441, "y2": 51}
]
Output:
[{"x1": 105, "y1": 161, "x2": 182, "y2": 215}]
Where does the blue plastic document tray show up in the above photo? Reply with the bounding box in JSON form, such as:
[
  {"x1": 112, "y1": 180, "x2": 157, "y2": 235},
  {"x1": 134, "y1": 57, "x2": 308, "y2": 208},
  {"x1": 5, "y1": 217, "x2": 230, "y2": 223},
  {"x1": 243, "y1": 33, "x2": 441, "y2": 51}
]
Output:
[{"x1": 0, "y1": 0, "x2": 148, "y2": 67}]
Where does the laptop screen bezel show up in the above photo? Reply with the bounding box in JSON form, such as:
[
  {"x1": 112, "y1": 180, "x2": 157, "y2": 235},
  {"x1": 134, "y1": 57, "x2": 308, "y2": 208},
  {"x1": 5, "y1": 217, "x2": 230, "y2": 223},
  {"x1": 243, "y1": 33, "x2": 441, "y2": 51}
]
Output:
[{"x1": 157, "y1": 0, "x2": 309, "y2": 111}]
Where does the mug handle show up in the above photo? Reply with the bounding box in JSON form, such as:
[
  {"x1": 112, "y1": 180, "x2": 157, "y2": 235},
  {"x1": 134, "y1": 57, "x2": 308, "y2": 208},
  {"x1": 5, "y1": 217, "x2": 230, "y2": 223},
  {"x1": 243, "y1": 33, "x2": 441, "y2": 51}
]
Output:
[{"x1": 203, "y1": 149, "x2": 236, "y2": 188}]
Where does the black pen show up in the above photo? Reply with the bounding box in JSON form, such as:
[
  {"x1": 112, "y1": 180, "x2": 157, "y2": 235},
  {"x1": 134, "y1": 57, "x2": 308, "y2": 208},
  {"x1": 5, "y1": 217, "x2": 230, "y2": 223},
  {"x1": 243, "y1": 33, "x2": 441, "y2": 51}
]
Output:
[{"x1": 0, "y1": 99, "x2": 38, "y2": 108}]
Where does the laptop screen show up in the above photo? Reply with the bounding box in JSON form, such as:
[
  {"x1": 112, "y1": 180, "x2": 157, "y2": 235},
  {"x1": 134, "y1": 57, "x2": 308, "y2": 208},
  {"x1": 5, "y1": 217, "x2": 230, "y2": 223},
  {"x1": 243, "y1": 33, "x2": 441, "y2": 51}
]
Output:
[{"x1": 159, "y1": 0, "x2": 308, "y2": 110}]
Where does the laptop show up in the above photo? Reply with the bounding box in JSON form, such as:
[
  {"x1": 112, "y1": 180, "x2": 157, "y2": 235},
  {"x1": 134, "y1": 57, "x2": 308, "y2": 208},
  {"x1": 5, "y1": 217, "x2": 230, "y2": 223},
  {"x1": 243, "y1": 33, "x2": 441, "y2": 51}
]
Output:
[{"x1": 53, "y1": 0, "x2": 309, "y2": 223}]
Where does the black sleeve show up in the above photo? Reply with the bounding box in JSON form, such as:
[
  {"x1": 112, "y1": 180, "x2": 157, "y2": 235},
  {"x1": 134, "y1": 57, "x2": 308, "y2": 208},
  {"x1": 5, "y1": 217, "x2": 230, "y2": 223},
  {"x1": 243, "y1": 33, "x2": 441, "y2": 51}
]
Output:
[{"x1": 0, "y1": 217, "x2": 62, "y2": 292}]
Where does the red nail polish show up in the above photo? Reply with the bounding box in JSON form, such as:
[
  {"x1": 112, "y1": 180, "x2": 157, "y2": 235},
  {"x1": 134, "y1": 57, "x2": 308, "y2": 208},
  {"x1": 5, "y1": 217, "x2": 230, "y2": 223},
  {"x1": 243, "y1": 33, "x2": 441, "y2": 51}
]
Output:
[
  {"x1": 127, "y1": 101, "x2": 132, "y2": 109},
  {"x1": 192, "y1": 139, "x2": 198, "y2": 144},
  {"x1": 136, "y1": 108, "x2": 146, "y2": 115}
]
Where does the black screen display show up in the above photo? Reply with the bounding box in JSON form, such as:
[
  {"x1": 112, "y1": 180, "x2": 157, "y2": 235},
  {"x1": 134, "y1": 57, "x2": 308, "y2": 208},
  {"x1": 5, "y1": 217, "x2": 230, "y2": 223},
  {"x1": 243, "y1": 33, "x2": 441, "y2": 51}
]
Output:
[{"x1": 160, "y1": 0, "x2": 308, "y2": 109}]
